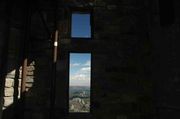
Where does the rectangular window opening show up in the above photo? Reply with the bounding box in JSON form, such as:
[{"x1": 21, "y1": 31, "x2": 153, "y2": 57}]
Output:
[
  {"x1": 71, "y1": 13, "x2": 91, "y2": 39},
  {"x1": 69, "y1": 53, "x2": 91, "y2": 113}
]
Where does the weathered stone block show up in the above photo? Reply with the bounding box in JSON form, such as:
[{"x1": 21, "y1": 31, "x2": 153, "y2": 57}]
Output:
[
  {"x1": 18, "y1": 79, "x2": 22, "y2": 87},
  {"x1": 26, "y1": 83, "x2": 33, "y2": 88},
  {"x1": 3, "y1": 97, "x2": 13, "y2": 107},
  {"x1": 6, "y1": 70, "x2": 16, "y2": 78},
  {"x1": 27, "y1": 66, "x2": 35, "y2": 71},
  {"x1": 18, "y1": 88, "x2": 21, "y2": 98},
  {"x1": 4, "y1": 88, "x2": 14, "y2": 97},
  {"x1": 5, "y1": 78, "x2": 14, "y2": 87},
  {"x1": 26, "y1": 76, "x2": 34, "y2": 83},
  {"x1": 27, "y1": 71, "x2": 34, "y2": 76}
]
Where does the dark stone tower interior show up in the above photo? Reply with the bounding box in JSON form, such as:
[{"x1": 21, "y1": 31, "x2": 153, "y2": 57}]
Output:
[{"x1": 1, "y1": 0, "x2": 180, "y2": 119}]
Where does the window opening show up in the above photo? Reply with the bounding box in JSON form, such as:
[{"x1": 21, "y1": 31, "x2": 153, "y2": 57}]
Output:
[
  {"x1": 71, "y1": 13, "x2": 91, "y2": 38},
  {"x1": 69, "y1": 53, "x2": 91, "y2": 113}
]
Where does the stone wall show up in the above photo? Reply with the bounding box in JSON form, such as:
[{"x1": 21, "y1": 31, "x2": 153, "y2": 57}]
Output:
[
  {"x1": 0, "y1": 0, "x2": 154, "y2": 119},
  {"x1": 150, "y1": 0, "x2": 180, "y2": 119},
  {"x1": 2, "y1": 0, "x2": 180, "y2": 119},
  {"x1": 92, "y1": 0, "x2": 152, "y2": 119},
  {"x1": 54, "y1": 0, "x2": 153, "y2": 119},
  {"x1": 0, "y1": 1, "x2": 10, "y2": 118}
]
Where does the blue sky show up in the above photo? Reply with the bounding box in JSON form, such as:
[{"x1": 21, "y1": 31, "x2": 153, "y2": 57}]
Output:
[
  {"x1": 71, "y1": 13, "x2": 91, "y2": 38},
  {"x1": 69, "y1": 53, "x2": 91, "y2": 86}
]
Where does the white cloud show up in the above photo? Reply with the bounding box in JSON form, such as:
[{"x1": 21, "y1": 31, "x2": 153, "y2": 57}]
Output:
[
  {"x1": 70, "y1": 60, "x2": 90, "y2": 67},
  {"x1": 71, "y1": 73, "x2": 90, "y2": 81},
  {"x1": 80, "y1": 67, "x2": 90, "y2": 72},
  {"x1": 70, "y1": 72, "x2": 90, "y2": 86},
  {"x1": 69, "y1": 60, "x2": 91, "y2": 86},
  {"x1": 70, "y1": 63, "x2": 80, "y2": 67},
  {"x1": 84, "y1": 60, "x2": 90, "y2": 66}
]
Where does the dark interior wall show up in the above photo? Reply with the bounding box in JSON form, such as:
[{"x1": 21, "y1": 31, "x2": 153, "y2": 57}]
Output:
[
  {"x1": 55, "y1": 0, "x2": 153, "y2": 119},
  {"x1": 0, "y1": 0, "x2": 154, "y2": 119},
  {"x1": 2, "y1": 0, "x2": 180, "y2": 119},
  {"x1": 91, "y1": 0, "x2": 152, "y2": 118},
  {"x1": 0, "y1": 0, "x2": 153, "y2": 119},
  {"x1": 0, "y1": 0, "x2": 60, "y2": 119},
  {"x1": 151, "y1": 0, "x2": 180, "y2": 119},
  {"x1": 0, "y1": 1, "x2": 25, "y2": 119},
  {"x1": 0, "y1": 1, "x2": 11, "y2": 118}
]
